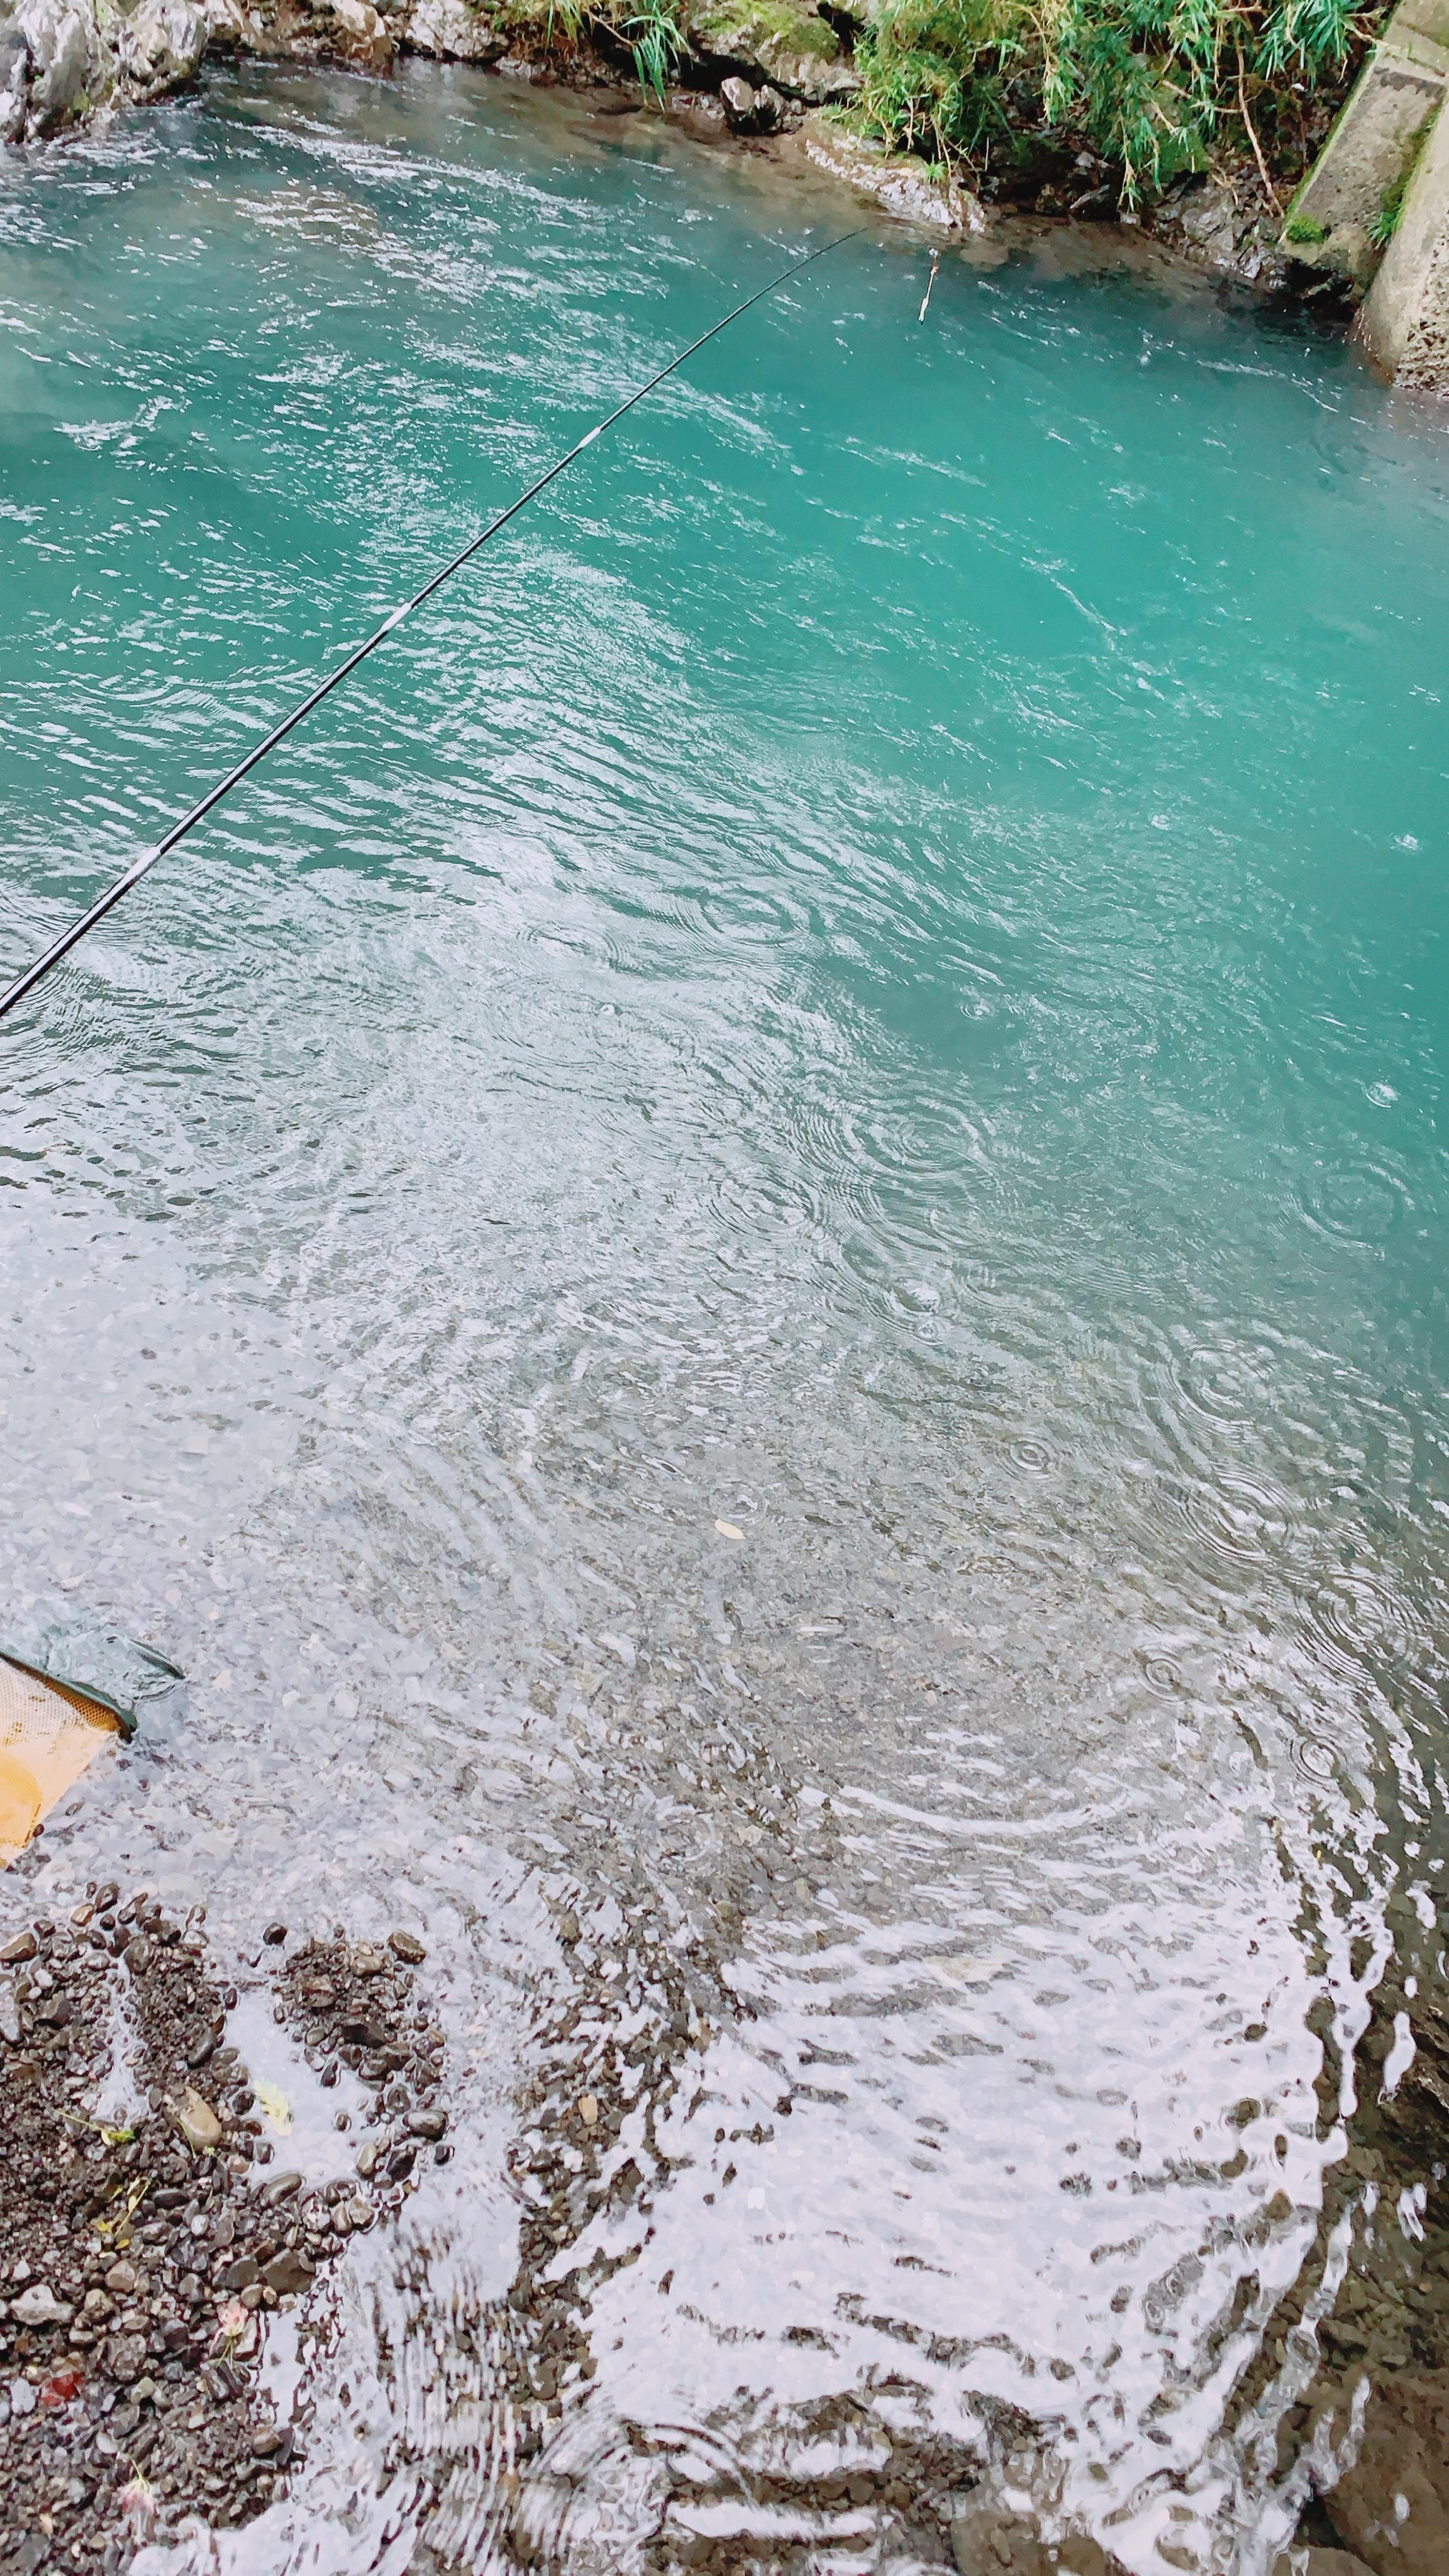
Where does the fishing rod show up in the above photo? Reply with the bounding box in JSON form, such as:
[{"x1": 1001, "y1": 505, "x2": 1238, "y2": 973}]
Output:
[{"x1": 0, "y1": 227, "x2": 863, "y2": 1028}]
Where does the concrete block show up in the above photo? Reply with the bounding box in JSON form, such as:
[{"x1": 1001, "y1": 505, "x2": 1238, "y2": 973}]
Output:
[{"x1": 1360, "y1": 80, "x2": 1449, "y2": 377}]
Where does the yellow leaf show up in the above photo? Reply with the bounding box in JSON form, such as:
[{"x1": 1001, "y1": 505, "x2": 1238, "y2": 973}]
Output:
[{"x1": 253, "y1": 2078, "x2": 292, "y2": 2135}]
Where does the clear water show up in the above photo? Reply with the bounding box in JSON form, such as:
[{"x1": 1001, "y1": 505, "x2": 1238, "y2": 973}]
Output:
[{"x1": 3, "y1": 62, "x2": 1449, "y2": 2576}]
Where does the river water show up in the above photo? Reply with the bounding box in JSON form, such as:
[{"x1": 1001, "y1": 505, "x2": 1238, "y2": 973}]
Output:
[{"x1": 2, "y1": 62, "x2": 1448, "y2": 2576}]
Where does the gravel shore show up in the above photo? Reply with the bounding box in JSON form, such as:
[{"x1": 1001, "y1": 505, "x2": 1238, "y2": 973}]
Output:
[{"x1": 0, "y1": 1890, "x2": 443, "y2": 2570}]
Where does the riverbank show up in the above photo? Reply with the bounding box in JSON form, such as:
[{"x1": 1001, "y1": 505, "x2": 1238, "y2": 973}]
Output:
[
  {"x1": 6, "y1": 56, "x2": 1449, "y2": 2576},
  {"x1": 0, "y1": 0, "x2": 1372, "y2": 311}
]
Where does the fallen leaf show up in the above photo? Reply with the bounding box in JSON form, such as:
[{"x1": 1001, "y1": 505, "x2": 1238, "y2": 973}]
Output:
[
  {"x1": 253, "y1": 2078, "x2": 292, "y2": 2135},
  {"x1": 714, "y1": 1519, "x2": 745, "y2": 1542}
]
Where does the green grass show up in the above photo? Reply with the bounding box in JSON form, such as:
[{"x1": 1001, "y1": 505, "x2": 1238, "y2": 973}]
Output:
[
  {"x1": 849, "y1": 0, "x2": 1380, "y2": 201},
  {"x1": 1368, "y1": 131, "x2": 1424, "y2": 245}
]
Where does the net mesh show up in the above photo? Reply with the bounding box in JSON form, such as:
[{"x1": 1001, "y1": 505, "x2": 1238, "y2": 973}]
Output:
[{"x1": 0, "y1": 1657, "x2": 121, "y2": 1865}]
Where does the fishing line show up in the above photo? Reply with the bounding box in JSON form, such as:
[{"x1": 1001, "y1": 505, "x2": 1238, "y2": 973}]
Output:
[{"x1": 0, "y1": 227, "x2": 863, "y2": 1028}]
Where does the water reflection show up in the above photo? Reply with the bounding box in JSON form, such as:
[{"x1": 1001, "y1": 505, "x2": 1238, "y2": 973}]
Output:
[{"x1": 2, "y1": 53, "x2": 1448, "y2": 2576}]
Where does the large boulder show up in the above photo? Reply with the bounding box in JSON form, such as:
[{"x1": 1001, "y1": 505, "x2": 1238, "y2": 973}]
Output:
[
  {"x1": 106, "y1": 0, "x2": 207, "y2": 96},
  {"x1": 682, "y1": 0, "x2": 855, "y2": 99},
  {"x1": 200, "y1": 0, "x2": 277, "y2": 54},
  {"x1": 802, "y1": 111, "x2": 989, "y2": 231},
  {"x1": 0, "y1": 14, "x2": 31, "y2": 133},
  {"x1": 329, "y1": 0, "x2": 390, "y2": 61},
  {"x1": 404, "y1": 0, "x2": 503, "y2": 58},
  {"x1": 4, "y1": 0, "x2": 113, "y2": 135},
  {"x1": 272, "y1": 0, "x2": 391, "y2": 62}
]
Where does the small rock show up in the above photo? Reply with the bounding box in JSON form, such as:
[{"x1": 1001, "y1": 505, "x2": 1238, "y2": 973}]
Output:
[
  {"x1": 11, "y1": 2284, "x2": 73, "y2": 2328},
  {"x1": 107, "y1": 2333, "x2": 148, "y2": 2384},
  {"x1": 219, "y1": 2257, "x2": 259, "y2": 2292},
  {"x1": 170, "y1": 2087, "x2": 223, "y2": 2153},
  {"x1": 719, "y1": 72, "x2": 757, "y2": 128},
  {"x1": 260, "y1": 2168, "x2": 303, "y2": 2207},
  {"x1": 406, "y1": 2107, "x2": 447, "y2": 2140},
  {"x1": 9, "y1": 2375, "x2": 37, "y2": 2417},
  {"x1": 0, "y1": 1930, "x2": 38, "y2": 1965},
  {"x1": 388, "y1": 1929, "x2": 426, "y2": 1964},
  {"x1": 252, "y1": 2422, "x2": 286, "y2": 2457},
  {"x1": 355, "y1": 2143, "x2": 380, "y2": 2180},
  {"x1": 353, "y1": 1944, "x2": 386, "y2": 1977},
  {"x1": 0, "y1": 1984, "x2": 19, "y2": 2046},
  {"x1": 579, "y1": 2095, "x2": 599, "y2": 2128},
  {"x1": 104, "y1": 2263, "x2": 138, "y2": 2297},
  {"x1": 347, "y1": 2195, "x2": 374, "y2": 2229},
  {"x1": 262, "y1": 1921, "x2": 287, "y2": 1945},
  {"x1": 123, "y1": 1936, "x2": 150, "y2": 1974}
]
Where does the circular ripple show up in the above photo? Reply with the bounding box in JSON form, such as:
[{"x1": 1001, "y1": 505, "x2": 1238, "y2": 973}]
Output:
[
  {"x1": 1141, "y1": 1653, "x2": 1182, "y2": 1696},
  {"x1": 1170, "y1": 1334, "x2": 1278, "y2": 1430},
  {"x1": 1298, "y1": 1158, "x2": 1411, "y2": 1250},
  {"x1": 1309, "y1": 1572, "x2": 1424, "y2": 1666},
  {"x1": 1181, "y1": 1475, "x2": 1294, "y2": 1568},
  {"x1": 1012, "y1": 1436, "x2": 1052, "y2": 1472},
  {"x1": 1293, "y1": 1734, "x2": 1337, "y2": 1783}
]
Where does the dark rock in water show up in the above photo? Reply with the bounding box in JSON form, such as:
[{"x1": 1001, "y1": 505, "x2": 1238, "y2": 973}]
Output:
[
  {"x1": 1316, "y1": 2369, "x2": 1449, "y2": 2575},
  {"x1": 0, "y1": 1931, "x2": 38, "y2": 1965},
  {"x1": 950, "y1": 2497, "x2": 1127, "y2": 2573},
  {"x1": 406, "y1": 2106, "x2": 447, "y2": 2140},
  {"x1": 262, "y1": 2250, "x2": 314, "y2": 2297},
  {"x1": 387, "y1": 1930, "x2": 426, "y2": 1964}
]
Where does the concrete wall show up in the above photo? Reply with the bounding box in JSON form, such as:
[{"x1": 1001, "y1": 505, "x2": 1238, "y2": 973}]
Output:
[{"x1": 1359, "y1": 77, "x2": 1449, "y2": 379}]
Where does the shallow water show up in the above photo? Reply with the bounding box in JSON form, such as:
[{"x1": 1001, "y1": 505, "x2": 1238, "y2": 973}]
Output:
[{"x1": 3, "y1": 60, "x2": 1449, "y2": 2575}]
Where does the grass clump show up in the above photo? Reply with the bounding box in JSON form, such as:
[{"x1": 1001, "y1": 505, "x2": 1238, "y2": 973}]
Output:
[
  {"x1": 852, "y1": 0, "x2": 1381, "y2": 201},
  {"x1": 538, "y1": 0, "x2": 685, "y2": 100},
  {"x1": 1367, "y1": 127, "x2": 1425, "y2": 243}
]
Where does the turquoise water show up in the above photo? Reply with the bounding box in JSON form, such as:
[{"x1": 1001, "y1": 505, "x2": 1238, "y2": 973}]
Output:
[{"x1": 3, "y1": 62, "x2": 1449, "y2": 2573}]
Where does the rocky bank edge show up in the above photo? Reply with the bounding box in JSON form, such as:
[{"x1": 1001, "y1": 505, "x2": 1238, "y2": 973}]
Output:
[
  {"x1": 0, "y1": 0, "x2": 1336, "y2": 309},
  {"x1": 0, "y1": 1890, "x2": 445, "y2": 2570}
]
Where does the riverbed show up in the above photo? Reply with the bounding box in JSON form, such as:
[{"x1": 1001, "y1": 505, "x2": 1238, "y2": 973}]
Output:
[{"x1": 3, "y1": 58, "x2": 1448, "y2": 2576}]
